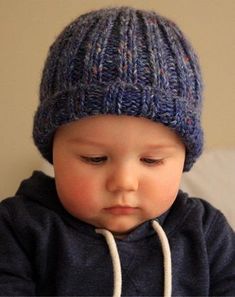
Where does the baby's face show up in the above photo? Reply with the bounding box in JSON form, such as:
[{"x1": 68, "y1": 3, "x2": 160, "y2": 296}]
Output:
[{"x1": 53, "y1": 115, "x2": 185, "y2": 236}]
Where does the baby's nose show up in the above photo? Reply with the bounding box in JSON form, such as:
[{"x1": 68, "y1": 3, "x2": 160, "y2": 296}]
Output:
[{"x1": 106, "y1": 164, "x2": 139, "y2": 193}]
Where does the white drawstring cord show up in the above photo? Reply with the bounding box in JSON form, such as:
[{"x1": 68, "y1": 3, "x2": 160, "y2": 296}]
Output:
[
  {"x1": 96, "y1": 229, "x2": 122, "y2": 297},
  {"x1": 152, "y1": 220, "x2": 172, "y2": 297},
  {"x1": 96, "y1": 220, "x2": 172, "y2": 297}
]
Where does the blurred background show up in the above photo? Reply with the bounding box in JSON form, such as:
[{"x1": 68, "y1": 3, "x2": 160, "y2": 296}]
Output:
[{"x1": 1, "y1": 0, "x2": 235, "y2": 205}]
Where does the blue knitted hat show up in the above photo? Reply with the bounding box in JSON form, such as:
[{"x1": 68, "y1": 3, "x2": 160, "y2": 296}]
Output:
[{"x1": 33, "y1": 6, "x2": 203, "y2": 171}]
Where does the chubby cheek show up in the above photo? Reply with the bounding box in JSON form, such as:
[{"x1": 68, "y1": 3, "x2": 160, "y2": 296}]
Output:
[
  {"x1": 141, "y1": 173, "x2": 181, "y2": 217},
  {"x1": 55, "y1": 173, "x2": 100, "y2": 219}
]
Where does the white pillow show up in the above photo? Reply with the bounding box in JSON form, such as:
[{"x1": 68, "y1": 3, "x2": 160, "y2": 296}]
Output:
[{"x1": 181, "y1": 148, "x2": 235, "y2": 229}]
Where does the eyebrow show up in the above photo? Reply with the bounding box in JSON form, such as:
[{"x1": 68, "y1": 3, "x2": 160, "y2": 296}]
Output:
[
  {"x1": 68, "y1": 138, "x2": 108, "y2": 147},
  {"x1": 144, "y1": 144, "x2": 177, "y2": 150},
  {"x1": 68, "y1": 138, "x2": 177, "y2": 150}
]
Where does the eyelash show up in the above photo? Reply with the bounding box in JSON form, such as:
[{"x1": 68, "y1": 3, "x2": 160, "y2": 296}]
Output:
[
  {"x1": 80, "y1": 156, "x2": 107, "y2": 164},
  {"x1": 141, "y1": 158, "x2": 163, "y2": 165},
  {"x1": 80, "y1": 156, "x2": 163, "y2": 166}
]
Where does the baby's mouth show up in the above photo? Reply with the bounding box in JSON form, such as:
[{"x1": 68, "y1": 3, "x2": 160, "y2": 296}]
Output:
[{"x1": 104, "y1": 205, "x2": 139, "y2": 215}]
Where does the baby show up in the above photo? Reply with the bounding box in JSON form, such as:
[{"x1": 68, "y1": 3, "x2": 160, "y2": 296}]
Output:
[{"x1": 0, "y1": 6, "x2": 234, "y2": 296}]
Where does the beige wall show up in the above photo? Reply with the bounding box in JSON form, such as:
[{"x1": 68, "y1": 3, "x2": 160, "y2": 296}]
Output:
[{"x1": 1, "y1": 0, "x2": 235, "y2": 199}]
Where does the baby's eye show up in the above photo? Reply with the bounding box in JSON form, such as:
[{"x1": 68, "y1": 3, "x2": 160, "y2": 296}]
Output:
[
  {"x1": 80, "y1": 156, "x2": 107, "y2": 165},
  {"x1": 141, "y1": 158, "x2": 163, "y2": 166}
]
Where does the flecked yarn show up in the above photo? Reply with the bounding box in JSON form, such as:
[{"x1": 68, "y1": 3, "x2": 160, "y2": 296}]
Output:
[{"x1": 33, "y1": 6, "x2": 203, "y2": 171}]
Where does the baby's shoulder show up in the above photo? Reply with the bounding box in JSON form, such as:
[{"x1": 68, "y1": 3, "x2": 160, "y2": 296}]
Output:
[{"x1": 170, "y1": 192, "x2": 233, "y2": 236}]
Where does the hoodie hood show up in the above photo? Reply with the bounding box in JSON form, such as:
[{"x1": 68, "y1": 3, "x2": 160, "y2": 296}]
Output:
[
  {"x1": 14, "y1": 171, "x2": 190, "y2": 297},
  {"x1": 15, "y1": 170, "x2": 191, "y2": 240}
]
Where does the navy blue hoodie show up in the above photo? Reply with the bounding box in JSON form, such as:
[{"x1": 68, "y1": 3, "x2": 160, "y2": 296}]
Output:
[{"x1": 0, "y1": 171, "x2": 234, "y2": 296}]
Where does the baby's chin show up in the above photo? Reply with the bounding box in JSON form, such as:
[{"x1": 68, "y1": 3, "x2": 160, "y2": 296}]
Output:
[
  {"x1": 104, "y1": 222, "x2": 143, "y2": 238},
  {"x1": 111, "y1": 229, "x2": 133, "y2": 237}
]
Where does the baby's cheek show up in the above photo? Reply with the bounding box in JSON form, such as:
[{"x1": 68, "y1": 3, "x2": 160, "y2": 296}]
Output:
[
  {"x1": 141, "y1": 179, "x2": 179, "y2": 217},
  {"x1": 57, "y1": 178, "x2": 99, "y2": 218}
]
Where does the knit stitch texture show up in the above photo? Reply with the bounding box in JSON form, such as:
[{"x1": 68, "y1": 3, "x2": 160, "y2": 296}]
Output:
[{"x1": 33, "y1": 6, "x2": 204, "y2": 171}]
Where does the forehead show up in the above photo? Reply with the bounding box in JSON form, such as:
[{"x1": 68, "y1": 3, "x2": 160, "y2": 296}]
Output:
[{"x1": 54, "y1": 115, "x2": 184, "y2": 149}]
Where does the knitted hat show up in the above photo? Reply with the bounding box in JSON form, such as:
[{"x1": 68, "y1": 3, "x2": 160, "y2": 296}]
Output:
[{"x1": 33, "y1": 6, "x2": 203, "y2": 171}]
